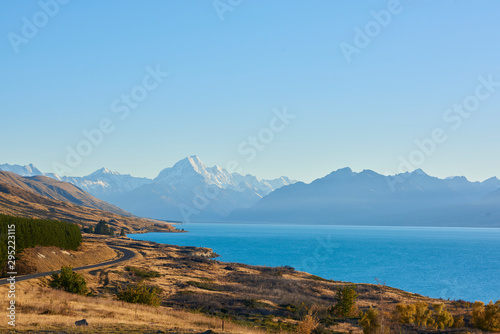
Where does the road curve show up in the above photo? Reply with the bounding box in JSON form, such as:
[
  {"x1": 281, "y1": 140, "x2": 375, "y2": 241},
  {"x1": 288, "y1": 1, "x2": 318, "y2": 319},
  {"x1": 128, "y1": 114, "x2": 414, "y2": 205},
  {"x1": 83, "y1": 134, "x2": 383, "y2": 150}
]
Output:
[{"x1": 0, "y1": 245, "x2": 135, "y2": 286}]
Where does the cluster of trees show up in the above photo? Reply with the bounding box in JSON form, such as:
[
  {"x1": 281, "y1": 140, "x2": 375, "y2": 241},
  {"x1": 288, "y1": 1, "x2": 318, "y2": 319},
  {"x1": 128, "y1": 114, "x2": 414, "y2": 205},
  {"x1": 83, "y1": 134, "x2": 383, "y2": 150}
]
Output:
[
  {"x1": 393, "y1": 302, "x2": 460, "y2": 330},
  {"x1": 471, "y1": 301, "x2": 500, "y2": 332},
  {"x1": 83, "y1": 220, "x2": 126, "y2": 237},
  {"x1": 359, "y1": 300, "x2": 500, "y2": 333},
  {"x1": 0, "y1": 214, "x2": 82, "y2": 272},
  {"x1": 50, "y1": 266, "x2": 88, "y2": 295}
]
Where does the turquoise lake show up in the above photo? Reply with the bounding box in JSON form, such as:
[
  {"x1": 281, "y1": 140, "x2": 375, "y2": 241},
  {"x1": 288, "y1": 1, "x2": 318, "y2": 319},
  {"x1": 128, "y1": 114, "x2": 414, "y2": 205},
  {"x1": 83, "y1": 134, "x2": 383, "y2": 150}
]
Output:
[{"x1": 128, "y1": 223, "x2": 500, "y2": 303}]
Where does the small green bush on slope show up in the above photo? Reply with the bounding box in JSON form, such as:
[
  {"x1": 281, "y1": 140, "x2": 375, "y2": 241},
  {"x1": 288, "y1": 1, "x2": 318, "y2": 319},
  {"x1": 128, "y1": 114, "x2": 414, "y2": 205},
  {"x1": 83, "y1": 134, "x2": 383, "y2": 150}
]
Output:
[{"x1": 50, "y1": 266, "x2": 88, "y2": 295}]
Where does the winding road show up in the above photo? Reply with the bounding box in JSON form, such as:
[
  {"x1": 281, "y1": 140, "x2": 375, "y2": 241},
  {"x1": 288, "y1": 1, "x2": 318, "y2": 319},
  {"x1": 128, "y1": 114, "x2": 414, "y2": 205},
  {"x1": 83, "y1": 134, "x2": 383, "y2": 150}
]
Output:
[{"x1": 0, "y1": 245, "x2": 135, "y2": 286}]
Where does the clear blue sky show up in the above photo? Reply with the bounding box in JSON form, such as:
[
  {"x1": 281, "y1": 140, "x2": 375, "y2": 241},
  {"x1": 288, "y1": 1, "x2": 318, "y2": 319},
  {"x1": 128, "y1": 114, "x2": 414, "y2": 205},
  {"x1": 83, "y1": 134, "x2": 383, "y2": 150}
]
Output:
[{"x1": 1, "y1": 0, "x2": 500, "y2": 182}]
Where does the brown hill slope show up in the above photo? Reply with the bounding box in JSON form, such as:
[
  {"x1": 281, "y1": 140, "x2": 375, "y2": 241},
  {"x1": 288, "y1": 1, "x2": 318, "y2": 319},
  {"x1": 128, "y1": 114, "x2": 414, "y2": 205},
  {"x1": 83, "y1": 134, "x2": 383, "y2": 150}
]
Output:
[
  {"x1": 0, "y1": 171, "x2": 131, "y2": 216},
  {"x1": 0, "y1": 181, "x2": 175, "y2": 233}
]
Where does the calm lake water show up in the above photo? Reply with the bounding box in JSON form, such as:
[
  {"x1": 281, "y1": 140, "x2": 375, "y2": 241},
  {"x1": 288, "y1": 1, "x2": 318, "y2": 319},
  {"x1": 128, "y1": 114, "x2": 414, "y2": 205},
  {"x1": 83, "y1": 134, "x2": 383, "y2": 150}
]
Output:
[{"x1": 128, "y1": 223, "x2": 500, "y2": 303}]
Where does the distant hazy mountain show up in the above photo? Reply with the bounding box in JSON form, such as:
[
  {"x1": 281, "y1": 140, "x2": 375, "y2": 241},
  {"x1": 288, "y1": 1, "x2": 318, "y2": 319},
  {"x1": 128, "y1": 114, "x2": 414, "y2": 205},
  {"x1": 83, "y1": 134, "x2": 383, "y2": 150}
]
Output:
[
  {"x1": 482, "y1": 188, "x2": 500, "y2": 203},
  {"x1": 0, "y1": 157, "x2": 295, "y2": 222},
  {"x1": 228, "y1": 168, "x2": 500, "y2": 227}
]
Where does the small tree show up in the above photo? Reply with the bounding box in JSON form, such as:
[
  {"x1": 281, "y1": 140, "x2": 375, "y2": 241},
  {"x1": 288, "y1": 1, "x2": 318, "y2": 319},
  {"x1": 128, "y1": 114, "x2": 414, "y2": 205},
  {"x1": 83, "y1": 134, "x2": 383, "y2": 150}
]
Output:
[
  {"x1": 414, "y1": 302, "x2": 433, "y2": 327},
  {"x1": 331, "y1": 284, "x2": 358, "y2": 318},
  {"x1": 432, "y1": 303, "x2": 454, "y2": 329},
  {"x1": 50, "y1": 266, "x2": 88, "y2": 295},
  {"x1": 120, "y1": 228, "x2": 126, "y2": 237}
]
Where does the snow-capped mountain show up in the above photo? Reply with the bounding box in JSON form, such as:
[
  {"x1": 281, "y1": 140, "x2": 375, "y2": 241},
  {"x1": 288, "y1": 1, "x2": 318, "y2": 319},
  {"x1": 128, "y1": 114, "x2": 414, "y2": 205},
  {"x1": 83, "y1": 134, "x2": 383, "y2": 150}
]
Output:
[
  {"x1": 112, "y1": 156, "x2": 297, "y2": 221},
  {"x1": 0, "y1": 163, "x2": 43, "y2": 176},
  {"x1": 155, "y1": 156, "x2": 233, "y2": 187},
  {"x1": 154, "y1": 156, "x2": 295, "y2": 197}
]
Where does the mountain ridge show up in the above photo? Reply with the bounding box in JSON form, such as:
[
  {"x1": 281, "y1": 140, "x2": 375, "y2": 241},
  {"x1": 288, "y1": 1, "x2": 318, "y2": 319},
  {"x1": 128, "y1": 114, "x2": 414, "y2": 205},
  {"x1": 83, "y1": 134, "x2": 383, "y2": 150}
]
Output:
[
  {"x1": 2, "y1": 161, "x2": 500, "y2": 226},
  {"x1": 228, "y1": 167, "x2": 500, "y2": 227}
]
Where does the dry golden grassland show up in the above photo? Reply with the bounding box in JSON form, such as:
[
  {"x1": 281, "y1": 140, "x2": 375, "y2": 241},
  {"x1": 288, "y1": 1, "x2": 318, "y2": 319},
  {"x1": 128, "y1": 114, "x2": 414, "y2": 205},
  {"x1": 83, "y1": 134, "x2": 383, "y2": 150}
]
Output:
[{"x1": 0, "y1": 282, "x2": 267, "y2": 333}]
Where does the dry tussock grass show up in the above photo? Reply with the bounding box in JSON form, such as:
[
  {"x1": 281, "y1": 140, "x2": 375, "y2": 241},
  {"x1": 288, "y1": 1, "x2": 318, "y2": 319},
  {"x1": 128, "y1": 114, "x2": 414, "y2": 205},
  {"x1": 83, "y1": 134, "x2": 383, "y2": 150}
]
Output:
[{"x1": 0, "y1": 282, "x2": 267, "y2": 333}]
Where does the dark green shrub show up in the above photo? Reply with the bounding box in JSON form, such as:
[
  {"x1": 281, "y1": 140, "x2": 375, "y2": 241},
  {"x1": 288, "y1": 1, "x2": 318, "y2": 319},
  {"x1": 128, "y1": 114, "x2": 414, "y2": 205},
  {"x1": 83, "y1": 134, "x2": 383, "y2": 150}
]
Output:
[
  {"x1": 117, "y1": 283, "x2": 162, "y2": 307},
  {"x1": 50, "y1": 266, "x2": 88, "y2": 295}
]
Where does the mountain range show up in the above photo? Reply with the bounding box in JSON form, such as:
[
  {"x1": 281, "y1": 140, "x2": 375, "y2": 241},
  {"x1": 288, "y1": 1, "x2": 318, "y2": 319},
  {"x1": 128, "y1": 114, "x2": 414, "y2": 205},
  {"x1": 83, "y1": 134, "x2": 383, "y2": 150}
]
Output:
[
  {"x1": 2, "y1": 158, "x2": 500, "y2": 227},
  {"x1": 228, "y1": 168, "x2": 500, "y2": 227},
  {"x1": 0, "y1": 156, "x2": 295, "y2": 222}
]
